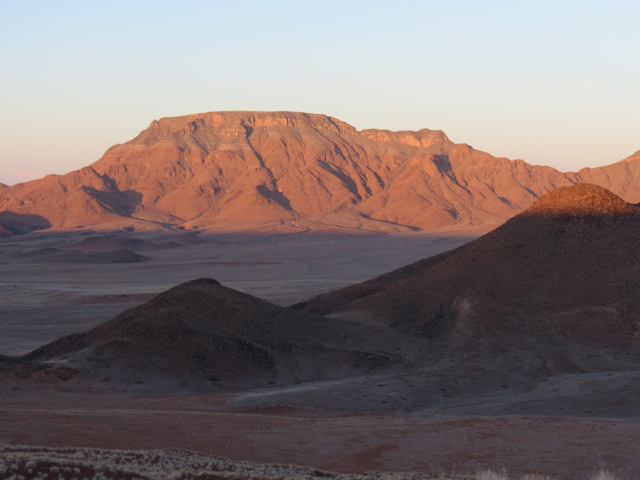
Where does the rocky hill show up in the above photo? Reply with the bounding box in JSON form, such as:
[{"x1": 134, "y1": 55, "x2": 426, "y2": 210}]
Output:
[
  {"x1": 295, "y1": 184, "x2": 640, "y2": 375},
  {"x1": 14, "y1": 278, "x2": 396, "y2": 390},
  {"x1": 6, "y1": 111, "x2": 635, "y2": 236}
]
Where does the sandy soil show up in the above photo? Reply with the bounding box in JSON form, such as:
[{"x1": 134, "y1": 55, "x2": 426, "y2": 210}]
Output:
[{"x1": 0, "y1": 392, "x2": 638, "y2": 479}]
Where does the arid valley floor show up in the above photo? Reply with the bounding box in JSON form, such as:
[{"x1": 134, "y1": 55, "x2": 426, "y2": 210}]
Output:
[{"x1": 2, "y1": 221, "x2": 640, "y2": 479}]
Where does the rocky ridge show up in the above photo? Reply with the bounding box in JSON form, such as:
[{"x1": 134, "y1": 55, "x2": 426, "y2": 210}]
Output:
[
  {"x1": 4, "y1": 111, "x2": 638, "y2": 235},
  {"x1": 15, "y1": 278, "x2": 396, "y2": 390},
  {"x1": 295, "y1": 184, "x2": 640, "y2": 377}
]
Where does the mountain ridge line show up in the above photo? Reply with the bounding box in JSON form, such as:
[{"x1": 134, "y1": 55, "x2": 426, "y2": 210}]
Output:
[{"x1": 1, "y1": 110, "x2": 639, "y2": 236}]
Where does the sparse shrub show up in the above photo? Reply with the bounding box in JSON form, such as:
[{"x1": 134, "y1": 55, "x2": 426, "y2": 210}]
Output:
[
  {"x1": 520, "y1": 475, "x2": 549, "y2": 480},
  {"x1": 590, "y1": 471, "x2": 617, "y2": 480},
  {"x1": 476, "y1": 471, "x2": 509, "y2": 480}
]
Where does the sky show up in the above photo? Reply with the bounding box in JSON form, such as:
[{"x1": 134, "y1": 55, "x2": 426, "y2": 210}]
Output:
[{"x1": 0, "y1": 1, "x2": 639, "y2": 185}]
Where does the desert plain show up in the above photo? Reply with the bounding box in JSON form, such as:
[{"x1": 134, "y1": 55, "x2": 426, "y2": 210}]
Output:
[
  {"x1": 2, "y1": 112, "x2": 640, "y2": 479},
  {"x1": 2, "y1": 226, "x2": 640, "y2": 479}
]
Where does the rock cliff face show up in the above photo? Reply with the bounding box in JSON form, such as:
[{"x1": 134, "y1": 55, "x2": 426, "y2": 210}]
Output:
[{"x1": 0, "y1": 111, "x2": 637, "y2": 235}]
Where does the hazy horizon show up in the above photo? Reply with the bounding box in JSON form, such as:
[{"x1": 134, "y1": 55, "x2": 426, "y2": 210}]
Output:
[{"x1": 1, "y1": 1, "x2": 639, "y2": 185}]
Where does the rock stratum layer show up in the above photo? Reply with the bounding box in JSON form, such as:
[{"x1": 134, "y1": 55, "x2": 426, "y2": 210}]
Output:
[{"x1": 1, "y1": 111, "x2": 639, "y2": 235}]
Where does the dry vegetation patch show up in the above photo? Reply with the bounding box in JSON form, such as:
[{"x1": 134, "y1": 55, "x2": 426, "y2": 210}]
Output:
[{"x1": 0, "y1": 445, "x2": 626, "y2": 480}]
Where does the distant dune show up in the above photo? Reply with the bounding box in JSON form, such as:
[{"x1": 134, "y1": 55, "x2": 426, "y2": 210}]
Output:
[{"x1": 1, "y1": 111, "x2": 639, "y2": 236}]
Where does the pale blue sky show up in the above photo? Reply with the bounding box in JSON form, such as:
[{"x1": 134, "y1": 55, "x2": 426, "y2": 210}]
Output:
[{"x1": 1, "y1": 1, "x2": 639, "y2": 185}]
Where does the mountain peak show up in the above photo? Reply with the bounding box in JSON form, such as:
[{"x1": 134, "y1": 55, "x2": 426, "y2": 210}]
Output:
[
  {"x1": 128, "y1": 111, "x2": 359, "y2": 146},
  {"x1": 523, "y1": 183, "x2": 640, "y2": 217}
]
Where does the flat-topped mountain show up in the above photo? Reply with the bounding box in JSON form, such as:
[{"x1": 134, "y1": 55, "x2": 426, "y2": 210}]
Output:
[{"x1": 6, "y1": 111, "x2": 638, "y2": 236}]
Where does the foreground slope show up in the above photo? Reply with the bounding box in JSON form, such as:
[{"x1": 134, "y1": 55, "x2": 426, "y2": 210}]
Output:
[
  {"x1": 0, "y1": 111, "x2": 581, "y2": 234},
  {"x1": 296, "y1": 184, "x2": 640, "y2": 374}
]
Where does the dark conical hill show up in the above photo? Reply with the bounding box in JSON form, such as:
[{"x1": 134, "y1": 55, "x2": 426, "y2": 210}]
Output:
[{"x1": 23, "y1": 278, "x2": 397, "y2": 389}]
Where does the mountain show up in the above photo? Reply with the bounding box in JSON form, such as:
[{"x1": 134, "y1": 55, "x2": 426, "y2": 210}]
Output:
[
  {"x1": 577, "y1": 150, "x2": 640, "y2": 202},
  {"x1": 15, "y1": 278, "x2": 396, "y2": 389},
  {"x1": 295, "y1": 184, "x2": 640, "y2": 374},
  {"x1": 1, "y1": 110, "x2": 618, "y2": 236}
]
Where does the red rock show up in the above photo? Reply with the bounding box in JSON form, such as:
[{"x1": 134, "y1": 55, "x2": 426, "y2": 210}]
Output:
[{"x1": 0, "y1": 111, "x2": 637, "y2": 234}]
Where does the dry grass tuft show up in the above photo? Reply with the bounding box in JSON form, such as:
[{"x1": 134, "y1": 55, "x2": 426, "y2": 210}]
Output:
[
  {"x1": 0, "y1": 443, "x2": 627, "y2": 480},
  {"x1": 476, "y1": 471, "x2": 508, "y2": 480},
  {"x1": 590, "y1": 471, "x2": 617, "y2": 480}
]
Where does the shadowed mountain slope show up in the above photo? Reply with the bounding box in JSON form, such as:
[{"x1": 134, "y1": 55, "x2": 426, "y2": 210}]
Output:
[
  {"x1": 6, "y1": 111, "x2": 632, "y2": 235},
  {"x1": 295, "y1": 184, "x2": 640, "y2": 374},
  {"x1": 19, "y1": 278, "x2": 397, "y2": 389}
]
